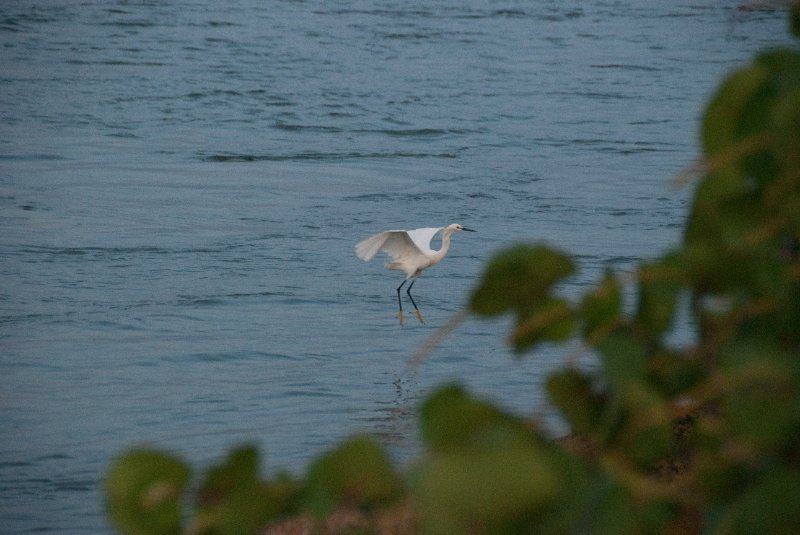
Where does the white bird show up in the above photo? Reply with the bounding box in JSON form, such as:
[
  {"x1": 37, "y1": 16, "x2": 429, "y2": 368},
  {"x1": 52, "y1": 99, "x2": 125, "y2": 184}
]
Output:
[{"x1": 355, "y1": 223, "x2": 476, "y2": 325}]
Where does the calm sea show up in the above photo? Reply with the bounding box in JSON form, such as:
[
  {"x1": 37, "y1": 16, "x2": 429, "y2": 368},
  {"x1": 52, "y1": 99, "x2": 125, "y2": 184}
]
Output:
[{"x1": 0, "y1": 1, "x2": 791, "y2": 532}]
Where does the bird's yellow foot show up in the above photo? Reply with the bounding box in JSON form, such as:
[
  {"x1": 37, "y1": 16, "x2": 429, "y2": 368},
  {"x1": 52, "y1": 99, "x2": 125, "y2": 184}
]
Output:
[
  {"x1": 414, "y1": 308, "x2": 424, "y2": 323},
  {"x1": 398, "y1": 310, "x2": 404, "y2": 326}
]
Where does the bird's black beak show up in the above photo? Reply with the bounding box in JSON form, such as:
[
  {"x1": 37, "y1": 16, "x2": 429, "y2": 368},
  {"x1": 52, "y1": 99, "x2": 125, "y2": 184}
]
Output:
[{"x1": 462, "y1": 227, "x2": 477, "y2": 232}]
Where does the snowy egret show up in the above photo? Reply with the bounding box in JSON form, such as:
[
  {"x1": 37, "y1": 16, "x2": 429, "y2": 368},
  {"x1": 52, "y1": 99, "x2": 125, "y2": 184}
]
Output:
[{"x1": 355, "y1": 223, "x2": 476, "y2": 325}]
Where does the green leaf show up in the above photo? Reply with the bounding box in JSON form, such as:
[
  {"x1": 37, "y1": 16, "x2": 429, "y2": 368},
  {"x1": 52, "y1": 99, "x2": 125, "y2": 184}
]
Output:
[
  {"x1": 702, "y1": 49, "x2": 800, "y2": 191},
  {"x1": 682, "y1": 168, "x2": 757, "y2": 261},
  {"x1": 646, "y1": 350, "x2": 704, "y2": 397},
  {"x1": 581, "y1": 269, "x2": 622, "y2": 341},
  {"x1": 718, "y1": 340, "x2": 800, "y2": 451},
  {"x1": 547, "y1": 369, "x2": 602, "y2": 436},
  {"x1": 580, "y1": 479, "x2": 638, "y2": 535},
  {"x1": 105, "y1": 449, "x2": 190, "y2": 535},
  {"x1": 702, "y1": 62, "x2": 769, "y2": 157},
  {"x1": 635, "y1": 257, "x2": 683, "y2": 340},
  {"x1": 772, "y1": 86, "x2": 800, "y2": 150},
  {"x1": 625, "y1": 418, "x2": 673, "y2": 469},
  {"x1": 531, "y1": 446, "x2": 595, "y2": 533},
  {"x1": 418, "y1": 388, "x2": 566, "y2": 532},
  {"x1": 199, "y1": 444, "x2": 260, "y2": 501},
  {"x1": 304, "y1": 435, "x2": 400, "y2": 516},
  {"x1": 597, "y1": 328, "x2": 648, "y2": 389},
  {"x1": 469, "y1": 244, "x2": 575, "y2": 317},
  {"x1": 610, "y1": 384, "x2": 673, "y2": 468},
  {"x1": 196, "y1": 445, "x2": 284, "y2": 535},
  {"x1": 714, "y1": 468, "x2": 800, "y2": 535},
  {"x1": 511, "y1": 296, "x2": 575, "y2": 352},
  {"x1": 419, "y1": 384, "x2": 533, "y2": 452},
  {"x1": 414, "y1": 439, "x2": 562, "y2": 535},
  {"x1": 680, "y1": 245, "x2": 732, "y2": 297}
]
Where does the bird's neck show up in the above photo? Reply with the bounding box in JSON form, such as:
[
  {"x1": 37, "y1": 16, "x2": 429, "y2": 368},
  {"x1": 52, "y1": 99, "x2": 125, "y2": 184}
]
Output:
[{"x1": 431, "y1": 229, "x2": 453, "y2": 263}]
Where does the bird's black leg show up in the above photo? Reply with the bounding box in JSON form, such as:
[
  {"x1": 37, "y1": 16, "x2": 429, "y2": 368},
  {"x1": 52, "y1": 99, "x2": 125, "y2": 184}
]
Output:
[
  {"x1": 396, "y1": 279, "x2": 406, "y2": 325},
  {"x1": 406, "y1": 279, "x2": 424, "y2": 323}
]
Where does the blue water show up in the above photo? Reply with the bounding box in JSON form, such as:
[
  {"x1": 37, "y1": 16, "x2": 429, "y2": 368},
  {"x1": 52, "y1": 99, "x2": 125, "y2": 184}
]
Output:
[{"x1": 0, "y1": 1, "x2": 791, "y2": 532}]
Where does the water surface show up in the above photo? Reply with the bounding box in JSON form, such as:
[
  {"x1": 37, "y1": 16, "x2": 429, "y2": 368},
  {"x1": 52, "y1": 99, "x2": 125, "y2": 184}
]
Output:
[{"x1": 0, "y1": 1, "x2": 791, "y2": 532}]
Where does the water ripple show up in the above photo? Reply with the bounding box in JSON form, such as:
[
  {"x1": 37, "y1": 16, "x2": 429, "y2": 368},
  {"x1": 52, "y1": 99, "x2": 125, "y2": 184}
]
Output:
[
  {"x1": 201, "y1": 150, "x2": 458, "y2": 162},
  {"x1": 0, "y1": 1, "x2": 786, "y2": 533}
]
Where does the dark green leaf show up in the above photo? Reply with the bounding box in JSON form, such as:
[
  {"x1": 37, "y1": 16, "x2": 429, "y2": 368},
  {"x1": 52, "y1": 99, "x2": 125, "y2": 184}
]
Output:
[
  {"x1": 702, "y1": 63, "x2": 769, "y2": 157},
  {"x1": 581, "y1": 479, "x2": 638, "y2": 535},
  {"x1": 469, "y1": 244, "x2": 575, "y2": 317},
  {"x1": 419, "y1": 384, "x2": 533, "y2": 452},
  {"x1": 597, "y1": 328, "x2": 648, "y2": 389},
  {"x1": 304, "y1": 435, "x2": 400, "y2": 516},
  {"x1": 682, "y1": 168, "x2": 758, "y2": 265},
  {"x1": 626, "y1": 423, "x2": 673, "y2": 469},
  {"x1": 719, "y1": 340, "x2": 800, "y2": 450},
  {"x1": 547, "y1": 369, "x2": 602, "y2": 436},
  {"x1": 615, "y1": 384, "x2": 673, "y2": 468},
  {"x1": 636, "y1": 257, "x2": 684, "y2": 340},
  {"x1": 646, "y1": 350, "x2": 704, "y2": 397},
  {"x1": 199, "y1": 444, "x2": 260, "y2": 503},
  {"x1": 414, "y1": 440, "x2": 561, "y2": 535},
  {"x1": 511, "y1": 296, "x2": 575, "y2": 352},
  {"x1": 702, "y1": 49, "x2": 800, "y2": 189},
  {"x1": 197, "y1": 445, "x2": 284, "y2": 535},
  {"x1": 714, "y1": 469, "x2": 800, "y2": 535}
]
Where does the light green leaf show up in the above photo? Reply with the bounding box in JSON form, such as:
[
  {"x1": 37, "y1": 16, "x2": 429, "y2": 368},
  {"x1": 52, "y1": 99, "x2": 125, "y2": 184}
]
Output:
[{"x1": 105, "y1": 449, "x2": 190, "y2": 535}]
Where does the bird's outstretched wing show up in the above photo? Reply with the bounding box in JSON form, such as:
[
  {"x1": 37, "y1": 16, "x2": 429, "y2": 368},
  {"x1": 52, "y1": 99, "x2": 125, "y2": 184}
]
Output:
[
  {"x1": 356, "y1": 230, "x2": 406, "y2": 261},
  {"x1": 356, "y1": 228, "x2": 435, "y2": 262},
  {"x1": 405, "y1": 227, "x2": 442, "y2": 255}
]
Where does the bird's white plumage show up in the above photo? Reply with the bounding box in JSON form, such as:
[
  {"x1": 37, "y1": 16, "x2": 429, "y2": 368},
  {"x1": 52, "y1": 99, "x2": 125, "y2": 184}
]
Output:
[
  {"x1": 404, "y1": 227, "x2": 442, "y2": 255},
  {"x1": 355, "y1": 223, "x2": 475, "y2": 324},
  {"x1": 355, "y1": 230, "x2": 403, "y2": 261},
  {"x1": 356, "y1": 223, "x2": 472, "y2": 278},
  {"x1": 355, "y1": 227, "x2": 442, "y2": 262}
]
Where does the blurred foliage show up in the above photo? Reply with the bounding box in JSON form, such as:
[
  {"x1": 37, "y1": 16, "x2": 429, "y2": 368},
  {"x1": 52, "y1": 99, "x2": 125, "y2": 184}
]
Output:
[
  {"x1": 105, "y1": 9, "x2": 800, "y2": 535},
  {"x1": 105, "y1": 450, "x2": 190, "y2": 535}
]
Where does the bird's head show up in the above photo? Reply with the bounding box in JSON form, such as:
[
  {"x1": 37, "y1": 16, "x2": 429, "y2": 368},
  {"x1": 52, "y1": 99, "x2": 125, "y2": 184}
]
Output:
[{"x1": 448, "y1": 223, "x2": 477, "y2": 233}]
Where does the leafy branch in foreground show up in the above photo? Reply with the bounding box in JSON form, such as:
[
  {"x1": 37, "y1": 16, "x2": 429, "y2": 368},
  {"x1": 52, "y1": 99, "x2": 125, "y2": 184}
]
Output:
[{"x1": 105, "y1": 9, "x2": 800, "y2": 535}]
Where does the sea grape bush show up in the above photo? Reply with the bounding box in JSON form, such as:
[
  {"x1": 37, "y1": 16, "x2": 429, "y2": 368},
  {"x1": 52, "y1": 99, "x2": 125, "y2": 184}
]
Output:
[{"x1": 105, "y1": 8, "x2": 800, "y2": 535}]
